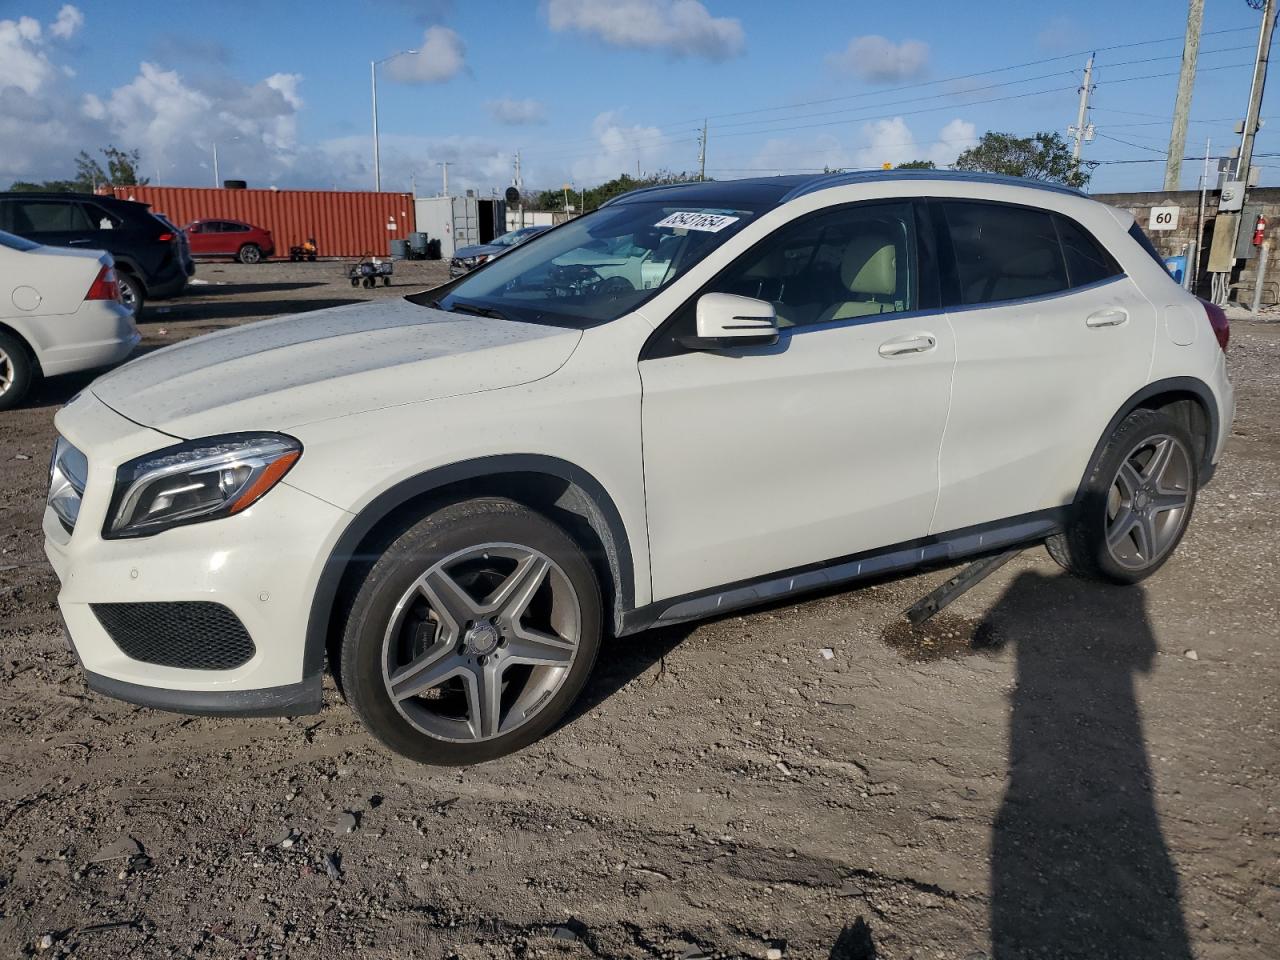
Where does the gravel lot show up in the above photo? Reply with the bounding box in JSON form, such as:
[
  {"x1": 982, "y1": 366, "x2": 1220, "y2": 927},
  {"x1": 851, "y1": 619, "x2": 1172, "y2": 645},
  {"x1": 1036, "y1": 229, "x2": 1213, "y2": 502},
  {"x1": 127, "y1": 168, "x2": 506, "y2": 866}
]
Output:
[{"x1": 1, "y1": 262, "x2": 1276, "y2": 959}]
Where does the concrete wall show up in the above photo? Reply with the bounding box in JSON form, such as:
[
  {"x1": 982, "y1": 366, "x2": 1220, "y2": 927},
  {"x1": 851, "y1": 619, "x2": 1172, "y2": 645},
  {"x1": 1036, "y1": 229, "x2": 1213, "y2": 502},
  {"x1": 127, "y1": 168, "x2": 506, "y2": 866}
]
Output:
[{"x1": 1093, "y1": 188, "x2": 1280, "y2": 303}]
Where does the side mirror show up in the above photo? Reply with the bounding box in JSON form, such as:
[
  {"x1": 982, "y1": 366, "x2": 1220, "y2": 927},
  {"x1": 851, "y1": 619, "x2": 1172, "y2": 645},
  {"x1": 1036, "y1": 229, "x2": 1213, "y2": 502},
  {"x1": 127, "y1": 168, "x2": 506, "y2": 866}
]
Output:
[{"x1": 677, "y1": 292, "x2": 779, "y2": 351}]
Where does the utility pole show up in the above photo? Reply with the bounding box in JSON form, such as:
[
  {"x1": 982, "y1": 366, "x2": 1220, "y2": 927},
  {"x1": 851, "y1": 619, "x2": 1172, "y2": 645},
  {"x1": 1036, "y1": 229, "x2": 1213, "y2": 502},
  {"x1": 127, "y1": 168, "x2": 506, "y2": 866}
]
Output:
[
  {"x1": 697, "y1": 119, "x2": 708, "y2": 180},
  {"x1": 212, "y1": 142, "x2": 219, "y2": 187},
  {"x1": 1165, "y1": 0, "x2": 1204, "y2": 190},
  {"x1": 1235, "y1": 0, "x2": 1277, "y2": 193},
  {"x1": 438, "y1": 161, "x2": 451, "y2": 197},
  {"x1": 1069, "y1": 54, "x2": 1096, "y2": 161}
]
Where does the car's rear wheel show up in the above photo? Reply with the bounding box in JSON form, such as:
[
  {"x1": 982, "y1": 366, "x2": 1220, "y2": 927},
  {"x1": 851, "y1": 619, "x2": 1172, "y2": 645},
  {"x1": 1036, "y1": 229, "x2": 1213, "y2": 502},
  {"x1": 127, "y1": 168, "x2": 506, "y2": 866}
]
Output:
[
  {"x1": 0, "y1": 332, "x2": 38, "y2": 411},
  {"x1": 340, "y1": 497, "x2": 602, "y2": 765},
  {"x1": 116, "y1": 272, "x2": 144, "y2": 319},
  {"x1": 238, "y1": 244, "x2": 263, "y2": 264},
  {"x1": 1047, "y1": 409, "x2": 1197, "y2": 584}
]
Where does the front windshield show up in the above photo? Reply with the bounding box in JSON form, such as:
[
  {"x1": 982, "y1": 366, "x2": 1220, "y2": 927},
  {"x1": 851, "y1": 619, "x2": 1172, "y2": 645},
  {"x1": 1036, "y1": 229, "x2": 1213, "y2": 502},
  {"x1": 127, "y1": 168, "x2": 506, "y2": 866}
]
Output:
[
  {"x1": 492, "y1": 229, "x2": 532, "y2": 247},
  {"x1": 429, "y1": 200, "x2": 762, "y2": 328}
]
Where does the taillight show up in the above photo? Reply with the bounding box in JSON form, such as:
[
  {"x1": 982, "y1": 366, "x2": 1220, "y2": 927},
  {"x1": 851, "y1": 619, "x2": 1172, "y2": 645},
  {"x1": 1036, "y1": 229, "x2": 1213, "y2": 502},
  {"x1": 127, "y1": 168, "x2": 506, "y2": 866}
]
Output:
[
  {"x1": 1197, "y1": 297, "x2": 1230, "y2": 351},
  {"x1": 85, "y1": 265, "x2": 120, "y2": 302},
  {"x1": 156, "y1": 232, "x2": 174, "y2": 243}
]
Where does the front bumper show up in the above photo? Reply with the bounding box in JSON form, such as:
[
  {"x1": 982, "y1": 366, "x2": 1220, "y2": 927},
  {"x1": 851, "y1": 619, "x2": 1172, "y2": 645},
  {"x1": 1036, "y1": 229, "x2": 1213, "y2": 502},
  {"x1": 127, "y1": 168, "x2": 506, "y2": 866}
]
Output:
[{"x1": 44, "y1": 392, "x2": 351, "y2": 716}]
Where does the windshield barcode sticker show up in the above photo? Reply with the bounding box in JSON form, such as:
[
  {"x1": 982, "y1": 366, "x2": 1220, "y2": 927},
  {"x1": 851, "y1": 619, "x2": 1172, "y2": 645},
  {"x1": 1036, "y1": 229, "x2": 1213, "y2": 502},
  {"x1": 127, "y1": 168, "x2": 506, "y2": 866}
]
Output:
[{"x1": 654, "y1": 211, "x2": 740, "y2": 233}]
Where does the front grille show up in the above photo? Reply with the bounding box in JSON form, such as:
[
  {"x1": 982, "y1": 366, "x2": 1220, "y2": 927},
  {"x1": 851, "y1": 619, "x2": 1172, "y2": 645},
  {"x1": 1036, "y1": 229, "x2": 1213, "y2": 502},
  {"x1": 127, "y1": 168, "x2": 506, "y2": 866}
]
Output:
[{"x1": 92, "y1": 602, "x2": 256, "y2": 670}]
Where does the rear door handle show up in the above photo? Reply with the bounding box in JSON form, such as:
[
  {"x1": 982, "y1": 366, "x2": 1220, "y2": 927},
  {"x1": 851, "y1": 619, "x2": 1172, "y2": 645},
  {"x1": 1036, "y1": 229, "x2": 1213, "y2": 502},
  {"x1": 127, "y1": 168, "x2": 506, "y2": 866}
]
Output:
[
  {"x1": 68, "y1": 239, "x2": 93, "y2": 245},
  {"x1": 1086, "y1": 308, "x2": 1128, "y2": 328},
  {"x1": 879, "y1": 333, "x2": 937, "y2": 357}
]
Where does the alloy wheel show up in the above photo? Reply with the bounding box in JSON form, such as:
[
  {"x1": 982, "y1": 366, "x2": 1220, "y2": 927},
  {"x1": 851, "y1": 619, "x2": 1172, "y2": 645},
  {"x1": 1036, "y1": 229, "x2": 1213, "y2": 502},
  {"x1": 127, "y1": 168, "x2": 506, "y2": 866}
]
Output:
[
  {"x1": 381, "y1": 542, "x2": 582, "y2": 742},
  {"x1": 1105, "y1": 434, "x2": 1193, "y2": 571},
  {"x1": 0, "y1": 347, "x2": 12, "y2": 397},
  {"x1": 118, "y1": 279, "x2": 139, "y2": 315}
]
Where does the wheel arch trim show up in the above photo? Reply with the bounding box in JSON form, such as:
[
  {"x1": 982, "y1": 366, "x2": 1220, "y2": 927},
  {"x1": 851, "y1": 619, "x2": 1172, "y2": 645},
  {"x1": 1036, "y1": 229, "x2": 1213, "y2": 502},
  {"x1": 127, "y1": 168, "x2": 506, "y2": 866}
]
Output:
[
  {"x1": 1077, "y1": 376, "x2": 1220, "y2": 501},
  {"x1": 301, "y1": 454, "x2": 636, "y2": 680}
]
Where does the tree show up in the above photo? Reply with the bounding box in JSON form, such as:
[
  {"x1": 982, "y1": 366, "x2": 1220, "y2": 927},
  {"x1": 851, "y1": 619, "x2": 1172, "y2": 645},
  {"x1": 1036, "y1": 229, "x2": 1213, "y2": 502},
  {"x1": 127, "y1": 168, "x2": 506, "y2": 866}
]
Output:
[
  {"x1": 896, "y1": 159, "x2": 936, "y2": 170},
  {"x1": 953, "y1": 131, "x2": 1091, "y2": 188},
  {"x1": 7, "y1": 145, "x2": 150, "y2": 193},
  {"x1": 529, "y1": 170, "x2": 702, "y2": 213}
]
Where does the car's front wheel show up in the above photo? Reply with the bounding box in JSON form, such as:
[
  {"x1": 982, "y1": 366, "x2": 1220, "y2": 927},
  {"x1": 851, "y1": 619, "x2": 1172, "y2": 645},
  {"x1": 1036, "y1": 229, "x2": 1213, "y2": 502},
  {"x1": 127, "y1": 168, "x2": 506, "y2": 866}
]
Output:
[
  {"x1": 1048, "y1": 408, "x2": 1198, "y2": 584},
  {"x1": 340, "y1": 497, "x2": 602, "y2": 765}
]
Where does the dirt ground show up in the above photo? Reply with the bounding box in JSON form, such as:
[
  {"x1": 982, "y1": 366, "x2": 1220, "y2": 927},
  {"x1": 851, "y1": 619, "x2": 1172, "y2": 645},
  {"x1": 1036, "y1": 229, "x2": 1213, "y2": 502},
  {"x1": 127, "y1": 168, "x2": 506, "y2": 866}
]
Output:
[{"x1": 0, "y1": 261, "x2": 1276, "y2": 959}]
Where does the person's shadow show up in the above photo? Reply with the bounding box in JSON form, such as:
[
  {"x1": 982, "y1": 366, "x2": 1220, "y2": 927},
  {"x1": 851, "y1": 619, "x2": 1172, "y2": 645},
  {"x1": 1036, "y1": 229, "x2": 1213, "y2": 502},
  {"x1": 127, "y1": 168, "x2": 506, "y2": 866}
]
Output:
[{"x1": 983, "y1": 571, "x2": 1193, "y2": 960}]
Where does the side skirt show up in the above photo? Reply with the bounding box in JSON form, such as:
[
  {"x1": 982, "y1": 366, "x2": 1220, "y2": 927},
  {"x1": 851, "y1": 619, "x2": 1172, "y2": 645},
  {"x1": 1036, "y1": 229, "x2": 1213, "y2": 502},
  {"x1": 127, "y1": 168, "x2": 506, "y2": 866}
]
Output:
[{"x1": 617, "y1": 509, "x2": 1067, "y2": 635}]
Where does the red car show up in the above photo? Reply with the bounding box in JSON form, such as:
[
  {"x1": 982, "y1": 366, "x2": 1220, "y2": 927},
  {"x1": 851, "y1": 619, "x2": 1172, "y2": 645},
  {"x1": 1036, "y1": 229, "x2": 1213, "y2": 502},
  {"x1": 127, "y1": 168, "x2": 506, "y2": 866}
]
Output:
[{"x1": 184, "y1": 218, "x2": 274, "y2": 264}]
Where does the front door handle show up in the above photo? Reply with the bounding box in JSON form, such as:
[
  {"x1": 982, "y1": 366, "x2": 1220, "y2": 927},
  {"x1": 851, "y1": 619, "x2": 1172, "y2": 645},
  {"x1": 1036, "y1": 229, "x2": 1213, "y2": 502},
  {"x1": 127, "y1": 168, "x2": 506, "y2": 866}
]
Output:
[
  {"x1": 1086, "y1": 308, "x2": 1128, "y2": 328},
  {"x1": 879, "y1": 333, "x2": 937, "y2": 357}
]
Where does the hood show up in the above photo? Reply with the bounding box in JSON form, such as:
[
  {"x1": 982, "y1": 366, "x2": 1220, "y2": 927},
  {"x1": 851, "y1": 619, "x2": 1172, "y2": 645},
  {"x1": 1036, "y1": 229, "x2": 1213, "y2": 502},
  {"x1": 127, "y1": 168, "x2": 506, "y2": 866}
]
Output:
[
  {"x1": 455, "y1": 243, "x2": 510, "y2": 260},
  {"x1": 91, "y1": 298, "x2": 581, "y2": 437}
]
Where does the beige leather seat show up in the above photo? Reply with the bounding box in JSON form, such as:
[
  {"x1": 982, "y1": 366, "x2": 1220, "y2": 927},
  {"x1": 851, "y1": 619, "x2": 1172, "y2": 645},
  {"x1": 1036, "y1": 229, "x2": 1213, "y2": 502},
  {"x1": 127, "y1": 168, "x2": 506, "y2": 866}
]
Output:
[{"x1": 817, "y1": 231, "x2": 899, "y2": 324}]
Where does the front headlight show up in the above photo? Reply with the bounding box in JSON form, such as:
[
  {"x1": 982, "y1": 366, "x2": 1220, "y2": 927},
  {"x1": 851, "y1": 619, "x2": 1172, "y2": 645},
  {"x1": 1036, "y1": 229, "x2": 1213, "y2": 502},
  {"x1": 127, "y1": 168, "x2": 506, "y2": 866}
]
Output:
[
  {"x1": 104, "y1": 433, "x2": 302, "y2": 539},
  {"x1": 464, "y1": 254, "x2": 490, "y2": 267}
]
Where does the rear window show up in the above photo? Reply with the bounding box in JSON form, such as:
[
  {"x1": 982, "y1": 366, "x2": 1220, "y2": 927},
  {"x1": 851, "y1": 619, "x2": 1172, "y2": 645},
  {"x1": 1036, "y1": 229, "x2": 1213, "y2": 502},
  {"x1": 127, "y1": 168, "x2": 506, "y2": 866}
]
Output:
[{"x1": 0, "y1": 229, "x2": 40, "y2": 251}]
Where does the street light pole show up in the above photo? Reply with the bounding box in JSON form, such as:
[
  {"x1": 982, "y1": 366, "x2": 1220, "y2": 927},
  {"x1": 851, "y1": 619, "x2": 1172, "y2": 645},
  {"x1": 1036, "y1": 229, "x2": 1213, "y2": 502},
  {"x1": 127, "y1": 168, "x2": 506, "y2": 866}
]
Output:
[
  {"x1": 371, "y1": 49, "x2": 417, "y2": 193},
  {"x1": 212, "y1": 142, "x2": 219, "y2": 187}
]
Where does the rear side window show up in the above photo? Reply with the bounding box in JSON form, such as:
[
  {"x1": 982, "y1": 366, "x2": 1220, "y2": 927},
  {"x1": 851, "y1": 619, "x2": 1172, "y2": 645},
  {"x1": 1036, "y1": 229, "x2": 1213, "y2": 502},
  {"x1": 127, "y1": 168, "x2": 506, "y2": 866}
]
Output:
[
  {"x1": 82, "y1": 203, "x2": 122, "y2": 230},
  {"x1": 10, "y1": 200, "x2": 93, "y2": 233},
  {"x1": 1055, "y1": 215, "x2": 1122, "y2": 288},
  {"x1": 942, "y1": 201, "x2": 1068, "y2": 305}
]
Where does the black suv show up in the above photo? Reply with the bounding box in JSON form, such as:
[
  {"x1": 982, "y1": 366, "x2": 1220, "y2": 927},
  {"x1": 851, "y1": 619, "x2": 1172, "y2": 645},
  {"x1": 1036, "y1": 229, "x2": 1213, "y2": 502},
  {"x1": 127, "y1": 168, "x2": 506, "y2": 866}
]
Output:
[{"x1": 0, "y1": 193, "x2": 194, "y2": 316}]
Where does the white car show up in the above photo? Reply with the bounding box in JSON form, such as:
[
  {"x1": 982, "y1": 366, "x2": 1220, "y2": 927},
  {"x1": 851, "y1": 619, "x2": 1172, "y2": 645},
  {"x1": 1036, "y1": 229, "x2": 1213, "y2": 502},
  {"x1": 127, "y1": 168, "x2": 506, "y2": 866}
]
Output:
[
  {"x1": 0, "y1": 230, "x2": 139, "y2": 410},
  {"x1": 44, "y1": 171, "x2": 1233, "y2": 764}
]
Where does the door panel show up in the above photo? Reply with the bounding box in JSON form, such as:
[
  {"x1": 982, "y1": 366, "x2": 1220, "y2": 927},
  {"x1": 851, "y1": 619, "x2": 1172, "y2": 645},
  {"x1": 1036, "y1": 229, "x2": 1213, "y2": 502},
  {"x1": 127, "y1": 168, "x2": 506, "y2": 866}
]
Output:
[
  {"x1": 641, "y1": 316, "x2": 954, "y2": 600},
  {"x1": 931, "y1": 200, "x2": 1156, "y2": 534}
]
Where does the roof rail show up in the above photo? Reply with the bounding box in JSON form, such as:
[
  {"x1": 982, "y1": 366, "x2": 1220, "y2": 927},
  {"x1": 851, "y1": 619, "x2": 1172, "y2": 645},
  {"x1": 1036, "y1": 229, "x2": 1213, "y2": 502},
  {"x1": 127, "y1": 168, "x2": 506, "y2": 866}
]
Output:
[
  {"x1": 778, "y1": 169, "x2": 1085, "y2": 203},
  {"x1": 599, "y1": 180, "x2": 705, "y2": 208}
]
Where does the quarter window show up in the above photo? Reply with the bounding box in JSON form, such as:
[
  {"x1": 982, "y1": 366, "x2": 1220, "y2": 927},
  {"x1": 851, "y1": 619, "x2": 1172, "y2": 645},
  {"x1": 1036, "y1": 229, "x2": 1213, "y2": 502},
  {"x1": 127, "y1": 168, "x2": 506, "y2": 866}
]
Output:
[
  {"x1": 942, "y1": 201, "x2": 1068, "y2": 306},
  {"x1": 1055, "y1": 215, "x2": 1121, "y2": 288},
  {"x1": 703, "y1": 201, "x2": 918, "y2": 329}
]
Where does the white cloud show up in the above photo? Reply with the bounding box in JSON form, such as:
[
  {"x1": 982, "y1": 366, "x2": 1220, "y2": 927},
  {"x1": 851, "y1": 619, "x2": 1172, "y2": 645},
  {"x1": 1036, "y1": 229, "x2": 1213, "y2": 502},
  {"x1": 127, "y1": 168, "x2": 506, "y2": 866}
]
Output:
[
  {"x1": 567, "y1": 110, "x2": 672, "y2": 183},
  {"x1": 486, "y1": 96, "x2": 546, "y2": 126},
  {"x1": 828, "y1": 35, "x2": 929, "y2": 84},
  {"x1": 50, "y1": 4, "x2": 83, "y2": 40},
  {"x1": 546, "y1": 0, "x2": 744, "y2": 61},
  {"x1": 852, "y1": 116, "x2": 977, "y2": 168},
  {"x1": 0, "y1": 14, "x2": 54, "y2": 94},
  {"x1": 386, "y1": 26, "x2": 465, "y2": 84}
]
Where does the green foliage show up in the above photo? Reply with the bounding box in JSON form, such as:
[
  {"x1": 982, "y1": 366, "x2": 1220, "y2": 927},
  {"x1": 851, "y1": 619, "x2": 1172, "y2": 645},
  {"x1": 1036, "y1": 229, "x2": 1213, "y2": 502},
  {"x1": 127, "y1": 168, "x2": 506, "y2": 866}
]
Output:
[
  {"x1": 953, "y1": 131, "x2": 1091, "y2": 187},
  {"x1": 8, "y1": 145, "x2": 149, "y2": 193},
  {"x1": 896, "y1": 159, "x2": 936, "y2": 170},
  {"x1": 527, "y1": 171, "x2": 704, "y2": 213}
]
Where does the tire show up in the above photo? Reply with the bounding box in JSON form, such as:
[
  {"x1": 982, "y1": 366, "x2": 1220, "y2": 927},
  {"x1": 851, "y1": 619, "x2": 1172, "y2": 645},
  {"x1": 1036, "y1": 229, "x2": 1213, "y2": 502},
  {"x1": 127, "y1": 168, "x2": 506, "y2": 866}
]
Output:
[
  {"x1": 237, "y1": 244, "x2": 262, "y2": 264},
  {"x1": 339, "y1": 497, "x2": 603, "y2": 765},
  {"x1": 1047, "y1": 409, "x2": 1198, "y2": 584},
  {"x1": 0, "y1": 331, "x2": 38, "y2": 411},
  {"x1": 116, "y1": 271, "x2": 145, "y2": 320}
]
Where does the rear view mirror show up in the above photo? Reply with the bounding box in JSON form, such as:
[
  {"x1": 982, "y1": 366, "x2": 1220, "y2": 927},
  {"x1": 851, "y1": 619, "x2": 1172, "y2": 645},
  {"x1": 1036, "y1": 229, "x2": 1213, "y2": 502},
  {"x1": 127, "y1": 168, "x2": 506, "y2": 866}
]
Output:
[{"x1": 678, "y1": 293, "x2": 779, "y2": 351}]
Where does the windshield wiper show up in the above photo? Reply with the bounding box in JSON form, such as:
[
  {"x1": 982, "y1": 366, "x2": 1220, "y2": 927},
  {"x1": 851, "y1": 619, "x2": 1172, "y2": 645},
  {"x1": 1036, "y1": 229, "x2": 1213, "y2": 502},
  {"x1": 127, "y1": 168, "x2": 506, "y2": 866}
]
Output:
[{"x1": 446, "y1": 300, "x2": 514, "y2": 322}]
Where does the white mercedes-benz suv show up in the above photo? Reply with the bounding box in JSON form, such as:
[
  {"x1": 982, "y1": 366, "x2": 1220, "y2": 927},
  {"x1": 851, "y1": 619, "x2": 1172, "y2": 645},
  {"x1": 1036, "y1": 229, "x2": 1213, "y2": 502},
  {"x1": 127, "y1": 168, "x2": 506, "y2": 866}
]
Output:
[{"x1": 44, "y1": 171, "x2": 1234, "y2": 764}]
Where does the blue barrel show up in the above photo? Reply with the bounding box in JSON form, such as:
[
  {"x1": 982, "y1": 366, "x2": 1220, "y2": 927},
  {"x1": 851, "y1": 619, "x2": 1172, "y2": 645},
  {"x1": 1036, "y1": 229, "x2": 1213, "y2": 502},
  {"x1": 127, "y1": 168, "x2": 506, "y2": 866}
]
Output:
[
  {"x1": 389, "y1": 238, "x2": 409, "y2": 260},
  {"x1": 1164, "y1": 254, "x2": 1187, "y2": 285}
]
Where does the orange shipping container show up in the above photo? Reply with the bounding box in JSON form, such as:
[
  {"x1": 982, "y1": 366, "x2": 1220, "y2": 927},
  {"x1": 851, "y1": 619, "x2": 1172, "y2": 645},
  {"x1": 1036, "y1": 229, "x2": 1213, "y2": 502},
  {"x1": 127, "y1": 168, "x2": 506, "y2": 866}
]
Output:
[{"x1": 109, "y1": 186, "x2": 416, "y2": 259}]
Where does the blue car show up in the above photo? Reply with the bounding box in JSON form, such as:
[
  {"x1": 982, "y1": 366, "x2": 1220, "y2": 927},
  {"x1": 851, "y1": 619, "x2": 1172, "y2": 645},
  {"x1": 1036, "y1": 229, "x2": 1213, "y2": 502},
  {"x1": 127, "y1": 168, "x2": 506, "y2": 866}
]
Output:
[{"x1": 449, "y1": 225, "x2": 550, "y2": 277}]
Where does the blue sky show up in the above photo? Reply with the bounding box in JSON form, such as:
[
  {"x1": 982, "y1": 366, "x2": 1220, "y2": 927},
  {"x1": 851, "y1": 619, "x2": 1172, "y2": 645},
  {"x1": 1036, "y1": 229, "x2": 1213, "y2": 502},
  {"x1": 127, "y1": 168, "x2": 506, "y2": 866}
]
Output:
[{"x1": 2, "y1": 0, "x2": 1276, "y2": 195}]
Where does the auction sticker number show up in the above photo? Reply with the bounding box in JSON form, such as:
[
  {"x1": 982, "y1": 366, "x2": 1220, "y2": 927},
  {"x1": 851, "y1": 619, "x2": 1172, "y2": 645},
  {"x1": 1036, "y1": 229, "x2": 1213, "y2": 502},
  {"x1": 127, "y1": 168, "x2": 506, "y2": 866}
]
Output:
[
  {"x1": 654, "y1": 211, "x2": 740, "y2": 232},
  {"x1": 1149, "y1": 206, "x2": 1180, "y2": 231}
]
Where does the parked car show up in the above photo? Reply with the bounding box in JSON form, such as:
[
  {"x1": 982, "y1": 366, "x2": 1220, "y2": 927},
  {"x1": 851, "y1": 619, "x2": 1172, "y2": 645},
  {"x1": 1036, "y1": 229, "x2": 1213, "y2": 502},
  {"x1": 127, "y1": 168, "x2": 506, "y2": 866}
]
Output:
[
  {"x1": 184, "y1": 219, "x2": 275, "y2": 264},
  {"x1": 0, "y1": 229, "x2": 138, "y2": 409},
  {"x1": 0, "y1": 192, "x2": 194, "y2": 318},
  {"x1": 45, "y1": 171, "x2": 1233, "y2": 765},
  {"x1": 449, "y1": 225, "x2": 550, "y2": 277}
]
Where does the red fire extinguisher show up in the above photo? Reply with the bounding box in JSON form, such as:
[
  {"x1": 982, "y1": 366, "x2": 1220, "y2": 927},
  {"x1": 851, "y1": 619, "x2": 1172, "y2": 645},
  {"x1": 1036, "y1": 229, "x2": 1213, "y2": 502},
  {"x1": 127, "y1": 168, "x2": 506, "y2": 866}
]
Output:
[{"x1": 1253, "y1": 213, "x2": 1267, "y2": 246}]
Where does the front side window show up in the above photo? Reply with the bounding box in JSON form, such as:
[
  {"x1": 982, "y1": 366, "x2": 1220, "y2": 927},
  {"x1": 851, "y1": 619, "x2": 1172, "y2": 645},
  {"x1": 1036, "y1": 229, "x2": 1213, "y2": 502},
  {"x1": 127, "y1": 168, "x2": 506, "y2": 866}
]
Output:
[
  {"x1": 943, "y1": 201, "x2": 1068, "y2": 305},
  {"x1": 424, "y1": 200, "x2": 763, "y2": 328},
  {"x1": 702, "y1": 201, "x2": 918, "y2": 329}
]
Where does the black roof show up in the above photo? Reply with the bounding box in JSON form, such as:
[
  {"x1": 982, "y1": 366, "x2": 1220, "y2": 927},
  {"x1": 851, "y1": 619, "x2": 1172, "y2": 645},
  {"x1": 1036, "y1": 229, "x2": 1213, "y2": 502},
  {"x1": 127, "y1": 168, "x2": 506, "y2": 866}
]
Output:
[
  {"x1": 0, "y1": 191, "x2": 147, "y2": 208},
  {"x1": 605, "y1": 169, "x2": 1083, "y2": 209}
]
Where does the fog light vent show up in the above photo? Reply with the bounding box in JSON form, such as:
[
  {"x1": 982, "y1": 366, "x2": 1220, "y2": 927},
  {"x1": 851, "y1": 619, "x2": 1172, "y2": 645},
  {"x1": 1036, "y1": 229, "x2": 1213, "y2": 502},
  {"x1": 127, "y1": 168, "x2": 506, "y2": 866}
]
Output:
[{"x1": 91, "y1": 601, "x2": 255, "y2": 670}]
